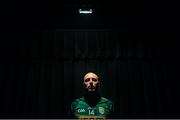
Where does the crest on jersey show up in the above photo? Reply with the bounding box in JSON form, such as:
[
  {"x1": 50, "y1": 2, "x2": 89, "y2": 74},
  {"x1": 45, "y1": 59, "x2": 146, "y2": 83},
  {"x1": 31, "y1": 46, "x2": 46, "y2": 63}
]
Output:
[{"x1": 99, "y1": 107, "x2": 105, "y2": 114}]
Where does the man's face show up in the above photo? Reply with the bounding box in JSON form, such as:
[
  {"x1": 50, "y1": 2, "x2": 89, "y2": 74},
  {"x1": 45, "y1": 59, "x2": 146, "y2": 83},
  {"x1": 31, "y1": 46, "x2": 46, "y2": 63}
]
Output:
[{"x1": 83, "y1": 72, "x2": 99, "y2": 91}]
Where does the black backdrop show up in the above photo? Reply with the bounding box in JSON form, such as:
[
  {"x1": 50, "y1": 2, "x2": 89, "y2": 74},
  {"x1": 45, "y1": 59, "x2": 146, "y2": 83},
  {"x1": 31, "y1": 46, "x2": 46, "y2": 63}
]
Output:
[{"x1": 0, "y1": 29, "x2": 179, "y2": 118}]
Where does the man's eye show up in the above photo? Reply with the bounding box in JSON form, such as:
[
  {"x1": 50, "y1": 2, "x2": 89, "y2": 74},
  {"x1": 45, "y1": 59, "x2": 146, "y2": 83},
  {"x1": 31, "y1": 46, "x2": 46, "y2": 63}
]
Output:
[
  {"x1": 92, "y1": 78, "x2": 97, "y2": 82},
  {"x1": 85, "y1": 78, "x2": 90, "y2": 82}
]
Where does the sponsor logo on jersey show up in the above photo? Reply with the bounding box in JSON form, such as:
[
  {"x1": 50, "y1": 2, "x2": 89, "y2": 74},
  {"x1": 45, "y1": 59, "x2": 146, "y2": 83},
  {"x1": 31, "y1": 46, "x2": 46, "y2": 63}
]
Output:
[
  {"x1": 99, "y1": 107, "x2": 105, "y2": 114},
  {"x1": 78, "y1": 108, "x2": 85, "y2": 113}
]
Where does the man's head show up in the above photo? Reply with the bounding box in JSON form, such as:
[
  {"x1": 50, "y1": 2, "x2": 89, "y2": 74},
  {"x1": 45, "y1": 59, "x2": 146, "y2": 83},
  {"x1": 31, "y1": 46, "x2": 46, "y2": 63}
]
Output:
[{"x1": 83, "y1": 72, "x2": 100, "y2": 91}]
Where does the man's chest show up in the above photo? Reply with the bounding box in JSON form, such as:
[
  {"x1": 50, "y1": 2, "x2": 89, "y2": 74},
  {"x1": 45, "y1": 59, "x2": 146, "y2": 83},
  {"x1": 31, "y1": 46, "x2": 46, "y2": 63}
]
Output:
[{"x1": 74, "y1": 102, "x2": 110, "y2": 117}]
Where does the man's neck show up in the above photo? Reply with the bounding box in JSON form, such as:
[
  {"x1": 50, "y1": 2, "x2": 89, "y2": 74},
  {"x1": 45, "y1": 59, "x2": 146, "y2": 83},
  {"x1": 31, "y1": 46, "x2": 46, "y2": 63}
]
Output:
[{"x1": 84, "y1": 91, "x2": 101, "y2": 107}]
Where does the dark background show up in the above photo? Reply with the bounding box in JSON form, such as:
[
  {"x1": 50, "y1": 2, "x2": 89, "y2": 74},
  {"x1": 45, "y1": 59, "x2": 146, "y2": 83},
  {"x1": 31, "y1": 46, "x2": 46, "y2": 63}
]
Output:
[{"x1": 0, "y1": 0, "x2": 179, "y2": 118}]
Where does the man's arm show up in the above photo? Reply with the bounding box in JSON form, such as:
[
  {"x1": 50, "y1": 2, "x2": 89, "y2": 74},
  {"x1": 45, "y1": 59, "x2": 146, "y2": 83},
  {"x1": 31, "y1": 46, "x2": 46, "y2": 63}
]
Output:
[
  {"x1": 67, "y1": 100, "x2": 78, "y2": 119},
  {"x1": 107, "y1": 100, "x2": 117, "y2": 119},
  {"x1": 65, "y1": 101, "x2": 75, "y2": 119}
]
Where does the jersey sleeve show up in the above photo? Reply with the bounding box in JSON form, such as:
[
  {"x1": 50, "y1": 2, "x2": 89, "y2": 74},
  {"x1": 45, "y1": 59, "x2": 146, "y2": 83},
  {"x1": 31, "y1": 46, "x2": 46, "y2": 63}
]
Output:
[
  {"x1": 70, "y1": 99, "x2": 79, "y2": 118},
  {"x1": 107, "y1": 100, "x2": 115, "y2": 118}
]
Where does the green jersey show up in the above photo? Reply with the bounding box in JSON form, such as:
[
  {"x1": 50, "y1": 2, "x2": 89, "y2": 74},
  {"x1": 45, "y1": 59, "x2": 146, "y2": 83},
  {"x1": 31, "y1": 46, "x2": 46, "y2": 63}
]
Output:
[{"x1": 71, "y1": 97, "x2": 114, "y2": 119}]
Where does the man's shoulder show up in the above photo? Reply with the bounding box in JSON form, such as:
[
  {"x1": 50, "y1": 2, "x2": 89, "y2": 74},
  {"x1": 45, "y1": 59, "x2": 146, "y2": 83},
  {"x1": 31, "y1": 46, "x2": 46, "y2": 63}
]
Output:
[
  {"x1": 71, "y1": 96, "x2": 113, "y2": 105},
  {"x1": 100, "y1": 97, "x2": 113, "y2": 104},
  {"x1": 71, "y1": 97, "x2": 85, "y2": 105},
  {"x1": 100, "y1": 97, "x2": 114, "y2": 113}
]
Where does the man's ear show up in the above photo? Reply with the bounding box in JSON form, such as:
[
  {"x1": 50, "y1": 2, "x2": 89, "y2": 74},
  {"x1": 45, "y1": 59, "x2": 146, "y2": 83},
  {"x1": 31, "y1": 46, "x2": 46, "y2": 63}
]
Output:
[
  {"x1": 97, "y1": 81, "x2": 100, "y2": 87},
  {"x1": 83, "y1": 82, "x2": 86, "y2": 88}
]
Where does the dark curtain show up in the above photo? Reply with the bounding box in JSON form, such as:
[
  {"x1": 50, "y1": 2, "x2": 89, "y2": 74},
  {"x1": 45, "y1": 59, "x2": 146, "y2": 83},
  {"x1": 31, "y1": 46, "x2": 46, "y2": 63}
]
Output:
[{"x1": 0, "y1": 29, "x2": 179, "y2": 118}]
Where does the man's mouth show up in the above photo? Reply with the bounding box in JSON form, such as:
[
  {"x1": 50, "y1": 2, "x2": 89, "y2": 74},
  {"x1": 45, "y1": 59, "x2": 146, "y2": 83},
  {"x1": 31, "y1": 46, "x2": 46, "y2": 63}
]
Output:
[
  {"x1": 88, "y1": 86, "x2": 95, "y2": 89},
  {"x1": 88, "y1": 86, "x2": 96, "y2": 91}
]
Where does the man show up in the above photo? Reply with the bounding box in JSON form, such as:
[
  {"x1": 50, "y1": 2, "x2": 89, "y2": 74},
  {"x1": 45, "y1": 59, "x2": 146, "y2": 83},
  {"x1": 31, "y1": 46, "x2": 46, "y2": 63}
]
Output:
[{"x1": 70, "y1": 72, "x2": 114, "y2": 119}]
